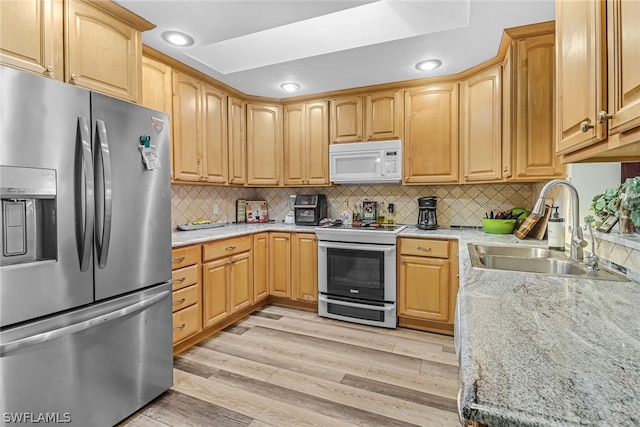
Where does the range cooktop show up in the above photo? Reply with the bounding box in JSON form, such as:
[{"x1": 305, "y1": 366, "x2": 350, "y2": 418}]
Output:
[
  {"x1": 315, "y1": 224, "x2": 406, "y2": 244},
  {"x1": 322, "y1": 224, "x2": 406, "y2": 232}
]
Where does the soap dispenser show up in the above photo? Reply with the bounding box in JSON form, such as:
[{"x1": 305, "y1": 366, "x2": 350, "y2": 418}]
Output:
[{"x1": 547, "y1": 206, "x2": 565, "y2": 251}]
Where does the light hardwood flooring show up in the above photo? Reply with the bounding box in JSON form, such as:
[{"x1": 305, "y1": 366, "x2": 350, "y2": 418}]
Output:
[{"x1": 123, "y1": 306, "x2": 460, "y2": 427}]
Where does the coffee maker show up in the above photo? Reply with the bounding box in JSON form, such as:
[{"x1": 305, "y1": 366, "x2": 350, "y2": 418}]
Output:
[{"x1": 417, "y1": 196, "x2": 438, "y2": 230}]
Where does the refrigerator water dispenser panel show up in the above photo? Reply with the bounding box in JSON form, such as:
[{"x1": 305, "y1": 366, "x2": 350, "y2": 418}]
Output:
[{"x1": 0, "y1": 166, "x2": 57, "y2": 266}]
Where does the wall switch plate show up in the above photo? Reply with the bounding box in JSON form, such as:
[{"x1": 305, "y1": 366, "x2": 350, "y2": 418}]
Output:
[{"x1": 213, "y1": 204, "x2": 219, "y2": 215}]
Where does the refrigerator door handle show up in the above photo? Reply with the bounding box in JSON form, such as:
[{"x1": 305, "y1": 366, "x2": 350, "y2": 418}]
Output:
[
  {"x1": 77, "y1": 116, "x2": 94, "y2": 272},
  {"x1": 95, "y1": 119, "x2": 113, "y2": 268},
  {"x1": 0, "y1": 289, "x2": 170, "y2": 357}
]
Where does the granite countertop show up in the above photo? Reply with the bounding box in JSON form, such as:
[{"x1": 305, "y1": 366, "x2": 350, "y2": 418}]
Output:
[{"x1": 171, "y1": 223, "x2": 640, "y2": 426}]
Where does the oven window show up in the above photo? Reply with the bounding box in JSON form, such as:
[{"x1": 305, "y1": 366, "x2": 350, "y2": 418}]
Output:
[
  {"x1": 328, "y1": 303, "x2": 385, "y2": 323},
  {"x1": 326, "y1": 247, "x2": 384, "y2": 300}
]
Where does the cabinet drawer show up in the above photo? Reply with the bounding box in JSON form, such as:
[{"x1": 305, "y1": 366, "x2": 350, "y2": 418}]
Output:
[
  {"x1": 173, "y1": 303, "x2": 200, "y2": 343},
  {"x1": 172, "y1": 283, "x2": 199, "y2": 312},
  {"x1": 203, "y1": 236, "x2": 252, "y2": 261},
  {"x1": 172, "y1": 245, "x2": 200, "y2": 269},
  {"x1": 400, "y1": 238, "x2": 449, "y2": 258},
  {"x1": 171, "y1": 264, "x2": 199, "y2": 291}
]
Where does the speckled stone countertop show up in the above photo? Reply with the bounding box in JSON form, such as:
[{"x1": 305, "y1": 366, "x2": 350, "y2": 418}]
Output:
[{"x1": 172, "y1": 224, "x2": 640, "y2": 426}]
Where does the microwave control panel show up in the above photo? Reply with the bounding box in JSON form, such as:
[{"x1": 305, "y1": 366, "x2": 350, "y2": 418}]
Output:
[{"x1": 383, "y1": 150, "x2": 400, "y2": 174}]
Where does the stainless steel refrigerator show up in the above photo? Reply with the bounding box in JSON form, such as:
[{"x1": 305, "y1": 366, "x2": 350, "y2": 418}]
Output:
[{"x1": 0, "y1": 66, "x2": 173, "y2": 426}]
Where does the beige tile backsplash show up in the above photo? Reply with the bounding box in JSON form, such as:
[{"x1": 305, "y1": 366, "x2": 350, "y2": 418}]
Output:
[{"x1": 171, "y1": 183, "x2": 534, "y2": 228}]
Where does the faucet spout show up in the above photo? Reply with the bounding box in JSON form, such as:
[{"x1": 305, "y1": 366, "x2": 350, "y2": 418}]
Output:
[{"x1": 532, "y1": 179, "x2": 587, "y2": 261}]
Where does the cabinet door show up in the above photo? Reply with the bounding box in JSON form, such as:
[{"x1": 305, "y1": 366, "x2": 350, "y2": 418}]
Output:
[
  {"x1": 202, "y1": 85, "x2": 228, "y2": 184},
  {"x1": 502, "y1": 46, "x2": 513, "y2": 180},
  {"x1": 330, "y1": 96, "x2": 363, "y2": 143},
  {"x1": 606, "y1": 0, "x2": 640, "y2": 137},
  {"x1": 404, "y1": 84, "x2": 459, "y2": 184},
  {"x1": 305, "y1": 101, "x2": 329, "y2": 185},
  {"x1": 366, "y1": 90, "x2": 403, "y2": 141},
  {"x1": 230, "y1": 251, "x2": 252, "y2": 313},
  {"x1": 269, "y1": 233, "x2": 291, "y2": 298},
  {"x1": 461, "y1": 65, "x2": 503, "y2": 183},
  {"x1": 172, "y1": 71, "x2": 202, "y2": 182},
  {"x1": 202, "y1": 258, "x2": 230, "y2": 328},
  {"x1": 247, "y1": 103, "x2": 282, "y2": 185},
  {"x1": 283, "y1": 104, "x2": 305, "y2": 186},
  {"x1": 252, "y1": 232, "x2": 269, "y2": 303},
  {"x1": 398, "y1": 255, "x2": 450, "y2": 322},
  {"x1": 0, "y1": 0, "x2": 62, "y2": 80},
  {"x1": 555, "y1": 0, "x2": 606, "y2": 154},
  {"x1": 292, "y1": 233, "x2": 317, "y2": 302},
  {"x1": 66, "y1": 0, "x2": 141, "y2": 102},
  {"x1": 228, "y1": 96, "x2": 246, "y2": 185},
  {"x1": 512, "y1": 33, "x2": 565, "y2": 180}
]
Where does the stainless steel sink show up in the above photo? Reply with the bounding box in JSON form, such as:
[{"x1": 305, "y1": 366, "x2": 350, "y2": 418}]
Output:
[{"x1": 468, "y1": 243, "x2": 629, "y2": 281}]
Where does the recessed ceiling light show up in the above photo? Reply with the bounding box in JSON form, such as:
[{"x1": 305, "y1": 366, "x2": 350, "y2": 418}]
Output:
[
  {"x1": 415, "y1": 59, "x2": 442, "y2": 71},
  {"x1": 161, "y1": 31, "x2": 194, "y2": 47},
  {"x1": 280, "y1": 82, "x2": 301, "y2": 92}
]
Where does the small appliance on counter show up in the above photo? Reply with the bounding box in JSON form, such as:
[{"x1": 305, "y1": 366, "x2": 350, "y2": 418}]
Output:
[
  {"x1": 294, "y1": 194, "x2": 327, "y2": 225},
  {"x1": 417, "y1": 196, "x2": 438, "y2": 230},
  {"x1": 284, "y1": 195, "x2": 296, "y2": 224}
]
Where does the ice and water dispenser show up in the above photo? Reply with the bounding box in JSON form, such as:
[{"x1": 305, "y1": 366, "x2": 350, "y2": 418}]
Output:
[{"x1": 1, "y1": 166, "x2": 57, "y2": 266}]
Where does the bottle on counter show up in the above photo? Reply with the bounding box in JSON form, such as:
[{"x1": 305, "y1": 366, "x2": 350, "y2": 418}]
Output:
[
  {"x1": 377, "y1": 201, "x2": 386, "y2": 224},
  {"x1": 387, "y1": 203, "x2": 395, "y2": 224},
  {"x1": 547, "y1": 205, "x2": 565, "y2": 251}
]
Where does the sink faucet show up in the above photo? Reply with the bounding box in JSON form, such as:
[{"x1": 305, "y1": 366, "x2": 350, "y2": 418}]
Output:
[
  {"x1": 532, "y1": 179, "x2": 587, "y2": 261},
  {"x1": 583, "y1": 222, "x2": 599, "y2": 272}
]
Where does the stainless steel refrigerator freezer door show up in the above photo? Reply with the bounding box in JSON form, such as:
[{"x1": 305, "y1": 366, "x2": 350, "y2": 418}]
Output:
[
  {"x1": 91, "y1": 93, "x2": 171, "y2": 301},
  {"x1": 0, "y1": 283, "x2": 173, "y2": 426},
  {"x1": 0, "y1": 66, "x2": 94, "y2": 327}
]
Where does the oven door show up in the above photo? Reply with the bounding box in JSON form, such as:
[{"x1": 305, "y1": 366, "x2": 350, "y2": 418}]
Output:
[{"x1": 318, "y1": 241, "x2": 396, "y2": 302}]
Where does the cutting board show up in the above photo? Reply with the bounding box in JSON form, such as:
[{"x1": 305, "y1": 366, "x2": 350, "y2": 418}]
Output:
[{"x1": 529, "y1": 205, "x2": 551, "y2": 240}]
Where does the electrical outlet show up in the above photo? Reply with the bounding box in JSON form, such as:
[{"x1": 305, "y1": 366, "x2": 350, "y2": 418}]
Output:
[{"x1": 213, "y1": 204, "x2": 219, "y2": 215}]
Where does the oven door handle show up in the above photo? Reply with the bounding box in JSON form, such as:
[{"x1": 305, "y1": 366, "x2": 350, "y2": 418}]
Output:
[
  {"x1": 318, "y1": 295, "x2": 395, "y2": 312},
  {"x1": 317, "y1": 241, "x2": 395, "y2": 253}
]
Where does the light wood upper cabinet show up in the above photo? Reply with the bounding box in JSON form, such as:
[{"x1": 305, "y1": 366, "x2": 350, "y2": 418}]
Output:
[
  {"x1": 555, "y1": 0, "x2": 607, "y2": 154},
  {"x1": 502, "y1": 47, "x2": 513, "y2": 180},
  {"x1": 228, "y1": 96, "x2": 246, "y2": 185},
  {"x1": 247, "y1": 103, "x2": 283, "y2": 186},
  {"x1": 461, "y1": 65, "x2": 503, "y2": 183},
  {"x1": 252, "y1": 232, "x2": 269, "y2": 303},
  {"x1": 0, "y1": 0, "x2": 63, "y2": 80},
  {"x1": 604, "y1": 0, "x2": 640, "y2": 138},
  {"x1": 66, "y1": 0, "x2": 148, "y2": 103},
  {"x1": 172, "y1": 71, "x2": 229, "y2": 184},
  {"x1": 292, "y1": 233, "x2": 317, "y2": 302},
  {"x1": 330, "y1": 96, "x2": 363, "y2": 143},
  {"x1": 366, "y1": 90, "x2": 403, "y2": 141},
  {"x1": 269, "y1": 232, "x2": 291, "y2": 298},
  {"x1": 283, "y1": 101, "x2": 329, "y2": 186},
  {"x1": 510, "y1": 32, "x2": 565, "y2": 180},
  {"x1": 403, "y1": 84, "x2": 459, "y2": 184}
]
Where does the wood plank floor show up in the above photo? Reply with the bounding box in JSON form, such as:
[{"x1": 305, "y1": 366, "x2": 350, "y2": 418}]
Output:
[{"x1": 122, "y1": 306, "x2": 460, "y2": 427}]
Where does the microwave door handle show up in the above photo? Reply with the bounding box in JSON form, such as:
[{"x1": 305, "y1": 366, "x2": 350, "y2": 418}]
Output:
[
  {"x1": 95, "y1": 119, "x2": 113, "y2": 269},
  {"x1": 76, "y1": 116, "x2": 94, "y2": 272}
]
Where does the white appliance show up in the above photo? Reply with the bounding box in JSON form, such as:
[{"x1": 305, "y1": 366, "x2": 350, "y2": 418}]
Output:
[
  {"x1": 284, "y1": 195, "x2": 296, "y2": 224},
  {"x1": 329, "y1": 140, "x2": 402, "y2": 184},
  {"x1": 315, "y1": 224, "x2": 406, "y2": 328}
]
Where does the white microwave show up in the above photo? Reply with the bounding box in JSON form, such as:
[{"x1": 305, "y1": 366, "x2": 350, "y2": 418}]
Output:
[{"x1": 329, "y1": 140, "x2": 402, "y2": 184}]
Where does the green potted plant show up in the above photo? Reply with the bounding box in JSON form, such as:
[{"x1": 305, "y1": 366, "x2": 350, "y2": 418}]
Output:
[
  {"x1": 584, "y1": 183, "x2": 624, "y2": 227},
  {"x1": 619, "y1": 176, "x2": 640, "y2": 236}
]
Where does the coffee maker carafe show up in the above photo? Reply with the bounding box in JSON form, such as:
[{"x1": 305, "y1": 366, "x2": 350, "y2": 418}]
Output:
[{"x1": 417, "y1": 196, "x2": 438, "y2": 230}]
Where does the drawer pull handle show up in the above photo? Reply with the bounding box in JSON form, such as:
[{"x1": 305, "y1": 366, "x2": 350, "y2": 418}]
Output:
[
  {"x1": 172, "y1": 256, "x2": 186, "y2": 263},
  {"x1": 173, "y1": 298, "x2": 186, "y2": 305},
  {"x1": 173, "y1": 324, "x2": 187, "y2": 331},
  {"x1": 225, "y1": 245, "x2": 236, "y2": 251},
  {"x1": 170, "y1": 277, "x2": 186, "y2": 284},
  {"x1": 417, "y1": 246, "x2": 432, "y2": 252}
]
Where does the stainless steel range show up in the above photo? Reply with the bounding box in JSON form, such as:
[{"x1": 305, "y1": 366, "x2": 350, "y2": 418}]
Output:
[{"x1": 315, "y1": 224, "x2": 406, "y2": 328}]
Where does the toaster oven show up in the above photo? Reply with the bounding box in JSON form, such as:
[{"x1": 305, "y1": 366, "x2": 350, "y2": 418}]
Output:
[{"x1": 294, "y1": 194, "x2": 327, "y2": 226}]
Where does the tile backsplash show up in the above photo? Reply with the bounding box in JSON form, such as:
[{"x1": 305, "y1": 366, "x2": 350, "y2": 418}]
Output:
[{"x1": 171, "y1": 183, "x2": 535, "y2": 229}]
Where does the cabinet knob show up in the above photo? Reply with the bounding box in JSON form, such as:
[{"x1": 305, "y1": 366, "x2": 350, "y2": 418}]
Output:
[
  {"x1": 579, "y1": 121, "x2": 594, "y2": 133},
  {"x1": 45, "y1": 65, "x2": 54, "y2": 75},
  {"x1": 401, "y1": 259, "x2": 405, "y2": 264},
  {"x1": 70, "y1": 73, "x2": 77, "y2": 81},
  {"x1": 405, "y1": 176, "x2": 409, "y2": 180},
  {"x1": 598, "y1": 111, "x2": 613, "y2": 124}
]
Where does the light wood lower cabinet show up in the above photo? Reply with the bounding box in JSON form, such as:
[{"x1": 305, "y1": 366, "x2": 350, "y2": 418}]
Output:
[
  {"x1": 171, "y1": 245, "x2": 202, "y2": 344},
  {"x1": 202, "y1": 236, "x2": 253, "y2": 328},
  {"x1": 398, "y1": 238, "x2": 458, "y2": 334},
  {"x1": 269, "y1": 232, "x2": 291, "y2": 298},
  {"x1": 253, "y1": 232, "x2": 269, "y2": 303},
  {"x1": 292, "y1": 233, "x2": 318, "y2": 302}
]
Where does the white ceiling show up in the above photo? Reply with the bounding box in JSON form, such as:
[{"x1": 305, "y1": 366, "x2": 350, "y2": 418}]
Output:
[{"x1": 116, "y1": 0, "x2": 555, "y2": 99}]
